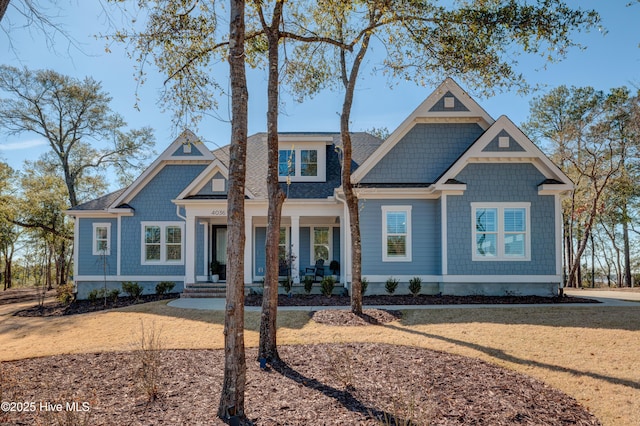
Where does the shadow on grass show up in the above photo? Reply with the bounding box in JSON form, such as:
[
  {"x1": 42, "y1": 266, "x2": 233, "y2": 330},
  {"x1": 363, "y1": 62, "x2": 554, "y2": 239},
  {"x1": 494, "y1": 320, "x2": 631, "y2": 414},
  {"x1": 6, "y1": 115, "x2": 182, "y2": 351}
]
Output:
[
  {"x1": 384, "y1": 322, "x2": 640, "y2": 391},
  {"x1": 271, "y1": 360, "x2": 414, "y2": 425},
  {"x1": 118, "y1": 300, "x2": 312, "y2": 331},
  {"x1": 399, "y1": 305, "x2": 640, "y2": 331}
]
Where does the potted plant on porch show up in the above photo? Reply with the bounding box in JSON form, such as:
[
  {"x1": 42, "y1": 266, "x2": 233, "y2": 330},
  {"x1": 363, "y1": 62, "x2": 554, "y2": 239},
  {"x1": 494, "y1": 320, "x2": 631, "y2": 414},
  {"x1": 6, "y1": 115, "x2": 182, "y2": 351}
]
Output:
[
  {"x1": 329, "y1": 260, "x2": 340, "y2": 278},
  {"x1": 210, "y1": 260, "x2": 222, "y2": 283}
]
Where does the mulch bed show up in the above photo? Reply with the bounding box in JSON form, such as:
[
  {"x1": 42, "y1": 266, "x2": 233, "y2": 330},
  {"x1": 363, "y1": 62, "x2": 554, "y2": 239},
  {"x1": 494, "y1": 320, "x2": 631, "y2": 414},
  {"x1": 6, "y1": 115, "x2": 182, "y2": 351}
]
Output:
[
  {"x1": 245, "y1": 293, "x2": 600, "y2": 307},
  {"x1": 12, "y1": 293, "x2": 180, "y2": 317},
  {"x1": 0, "y1": 343, "x2": 600, "y2": 425}
]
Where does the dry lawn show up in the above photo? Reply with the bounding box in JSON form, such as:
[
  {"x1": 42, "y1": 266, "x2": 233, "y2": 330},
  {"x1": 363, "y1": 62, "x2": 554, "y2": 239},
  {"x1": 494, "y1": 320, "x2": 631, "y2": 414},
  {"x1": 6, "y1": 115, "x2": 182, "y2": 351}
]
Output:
[{"x1": 1, "y1": 300, "x2": 639, "y2": 425}]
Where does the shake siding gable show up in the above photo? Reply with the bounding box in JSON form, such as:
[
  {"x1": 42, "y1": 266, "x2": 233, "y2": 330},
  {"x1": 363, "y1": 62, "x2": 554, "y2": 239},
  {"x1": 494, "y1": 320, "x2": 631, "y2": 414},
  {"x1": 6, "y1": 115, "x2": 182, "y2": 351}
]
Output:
[
  {"x1": 360, "y1": 199, "x2": 441, "y2": 276},
  {"x1": 360, "y1": 123, "x2": 484, "y2": 184},
  {"x1": 428, "y1": 91, "x2": 470, "y2": 112},
  {"x1": 446, "y1": 163, "x2": 556, "y2": 275},
  {"x1": 120, "y1": 164, "x2": 207, "y2": 276},
  {"x1": 482, "y1": 130, "x2": 526, "y2": 152}
]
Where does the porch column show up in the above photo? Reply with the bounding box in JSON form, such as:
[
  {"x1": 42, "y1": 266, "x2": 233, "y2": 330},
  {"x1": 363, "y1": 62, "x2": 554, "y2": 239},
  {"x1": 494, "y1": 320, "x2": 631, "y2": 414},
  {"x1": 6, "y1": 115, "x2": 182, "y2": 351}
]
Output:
[
  {"x1": 291, "y1": 215, "x2": 300, "y2": 283},
  {"x1": 185, "y1": 213, "x2": 196, "y2": 286},
  {"x1": 244, "y1": 213, "x2": 253, "y2": 284},
  {"x1": 343, "y1": 205, "x2": 352, "y2": 284}
]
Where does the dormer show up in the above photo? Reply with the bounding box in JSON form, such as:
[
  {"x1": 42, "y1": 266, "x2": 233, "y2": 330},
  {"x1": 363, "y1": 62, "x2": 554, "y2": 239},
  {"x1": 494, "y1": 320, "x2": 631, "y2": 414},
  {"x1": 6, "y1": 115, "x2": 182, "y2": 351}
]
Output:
[{"x1": 276, "y1": 135, "x2": 333, "y2": 183}]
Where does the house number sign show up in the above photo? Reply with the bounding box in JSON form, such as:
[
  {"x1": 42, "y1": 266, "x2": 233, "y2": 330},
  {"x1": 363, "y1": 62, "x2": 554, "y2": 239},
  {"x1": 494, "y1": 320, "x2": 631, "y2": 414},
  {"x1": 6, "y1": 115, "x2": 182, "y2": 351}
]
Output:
[{"x1": 211, "y1": 209, "x2": 227, "y2": 216}]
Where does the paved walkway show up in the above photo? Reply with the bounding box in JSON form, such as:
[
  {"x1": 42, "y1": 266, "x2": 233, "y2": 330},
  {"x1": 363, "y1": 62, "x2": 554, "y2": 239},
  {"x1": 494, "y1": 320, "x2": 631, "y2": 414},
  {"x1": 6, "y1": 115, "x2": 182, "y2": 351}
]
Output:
[{"x1": 167, "y1": 289, "x2": 640, "y2": 311}]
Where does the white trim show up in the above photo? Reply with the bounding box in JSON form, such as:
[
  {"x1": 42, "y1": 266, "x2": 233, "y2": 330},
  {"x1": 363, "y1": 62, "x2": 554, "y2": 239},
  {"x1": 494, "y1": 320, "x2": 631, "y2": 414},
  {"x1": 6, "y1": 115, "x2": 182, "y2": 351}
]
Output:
[
  {"x1": 74, "y1": 275, "x2": 186, "y2": 282},
  {"x1": 110, "y1": 130, "x2": 215, "y2": 208},
  {"x1": 381, "y1": 205, "x2": 412, "y2": 262},
  {"x1": 117, "y1": 216, "x2": 122, "y2": 276},
  {"x1": 361, "y1": 274, "x2": 561, "y2": 283},
  {"x1": 352, "y1": 77, "x2": 495, "y2": 183},
  {"x1": 92, "y1": 223, "x2": 111, "y2": 256},
  {"x1": 72, "y1": 218, "x2": 80, "y2": 284},
  {"x1": 141, "y1": 221, "x2": 185, "y2": 265},
  {"x1": 434, "y1": 116, "x2": 574, "y2": 189},
  {"x1": 471, "y1": 202, "x2": 531, "y2": 261},
  {"x1": 310, "y1": 225, "x2": 333, "y2": 265},
  {"x1": 555, "y1": 194, "x2": 563, "y2": 277},
  {"x1": 278, "y1": 143, "x2": 327, "y2": 183},
  {"x1": 441, "y1": 194, "x2": 448, "y2": 275}
]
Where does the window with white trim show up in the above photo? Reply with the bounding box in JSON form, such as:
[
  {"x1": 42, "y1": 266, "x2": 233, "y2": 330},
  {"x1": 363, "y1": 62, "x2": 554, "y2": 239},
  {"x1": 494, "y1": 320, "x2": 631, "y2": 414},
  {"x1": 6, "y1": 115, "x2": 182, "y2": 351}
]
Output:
[
  {"x1": 278, "y1": 143, "x2": 326, "y2": 182},
  {"x1": 312, "y1": 226, "x2": 331, "y2": 263},
  {"x1": 141, "y1": 222, "x2": 184, "y2": 264},
  {"x1": 92, "y1": 223, "x2": 111, "y2": 255},
  {"x1": 472, "y1": 203, "x2": 530, "y2": 261},
  {"x1": 382, "y1": 206, "x2": 412, "y2": 262}
]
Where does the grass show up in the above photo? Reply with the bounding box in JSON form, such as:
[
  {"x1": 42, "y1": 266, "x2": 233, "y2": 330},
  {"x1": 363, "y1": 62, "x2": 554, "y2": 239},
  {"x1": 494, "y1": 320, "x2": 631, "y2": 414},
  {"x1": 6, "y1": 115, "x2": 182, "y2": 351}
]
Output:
[{"x1": 1, "y1": 300, "x2": 639, "y2": 425}]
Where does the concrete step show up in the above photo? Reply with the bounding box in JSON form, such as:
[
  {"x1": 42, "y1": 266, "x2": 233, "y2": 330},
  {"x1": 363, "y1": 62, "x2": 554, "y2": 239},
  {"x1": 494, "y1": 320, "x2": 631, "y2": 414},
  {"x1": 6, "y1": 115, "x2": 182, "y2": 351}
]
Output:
[{"x1": 181, "y1": 283, "x2": 227, "y2": 298}]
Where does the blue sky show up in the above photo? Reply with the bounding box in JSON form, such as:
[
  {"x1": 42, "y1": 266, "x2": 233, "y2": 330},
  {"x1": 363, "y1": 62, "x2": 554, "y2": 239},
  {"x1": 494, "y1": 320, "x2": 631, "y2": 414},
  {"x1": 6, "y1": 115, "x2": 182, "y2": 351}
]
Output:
[{"x1": 1, "y1": 1, "x2": 639, "y2": 185}]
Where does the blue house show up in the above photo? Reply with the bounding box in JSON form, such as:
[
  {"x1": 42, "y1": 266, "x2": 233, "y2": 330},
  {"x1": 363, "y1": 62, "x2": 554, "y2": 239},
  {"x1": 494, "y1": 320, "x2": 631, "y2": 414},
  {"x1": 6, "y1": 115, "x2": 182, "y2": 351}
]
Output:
[{"x1": 66, "y1": 78, "x2": 573, "y2": 299}]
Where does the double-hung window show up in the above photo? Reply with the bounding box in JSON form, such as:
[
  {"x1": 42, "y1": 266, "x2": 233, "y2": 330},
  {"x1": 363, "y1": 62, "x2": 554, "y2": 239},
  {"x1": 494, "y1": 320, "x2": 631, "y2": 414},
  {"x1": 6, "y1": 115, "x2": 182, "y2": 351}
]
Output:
[
  {"x1": 141, "y1": 222, "x2": 184, "y2": 264},
  {"x1": 312, "y1": 226, "x2": 331, "y2": 263},
  {"x1": 382, "y1": 206, "x2": 412, "y2": 262},
  {"x1": 92, "y1": 223, "x2": 111, "y2": 255},
  {"x1": 472, "y1": 203, "x2": 530, "y2": 261}
]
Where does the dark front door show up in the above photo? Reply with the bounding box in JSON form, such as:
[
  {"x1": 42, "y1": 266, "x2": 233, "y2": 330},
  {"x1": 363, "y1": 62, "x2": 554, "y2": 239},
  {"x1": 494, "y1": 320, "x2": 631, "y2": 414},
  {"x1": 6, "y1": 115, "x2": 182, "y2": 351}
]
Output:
[{"x1": 212, "y1": 226, "x2": 227, "y2": 281}]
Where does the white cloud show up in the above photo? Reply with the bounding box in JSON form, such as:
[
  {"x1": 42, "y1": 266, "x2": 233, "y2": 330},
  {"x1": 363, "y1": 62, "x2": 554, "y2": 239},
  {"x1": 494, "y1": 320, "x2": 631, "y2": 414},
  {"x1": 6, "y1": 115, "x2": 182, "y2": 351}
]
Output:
[{"x1": 0, "y1": 139, "x2": 48, "y2": 151}]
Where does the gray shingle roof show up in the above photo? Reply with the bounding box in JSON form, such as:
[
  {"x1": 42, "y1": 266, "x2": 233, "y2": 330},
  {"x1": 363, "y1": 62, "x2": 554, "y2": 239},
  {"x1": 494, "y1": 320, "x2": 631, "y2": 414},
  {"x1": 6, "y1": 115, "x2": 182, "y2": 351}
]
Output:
[
  {"x1": 70, "y1": 131, "x2": 383, "y2": 210},
  {"x1": 68, "y1": 188, "x2": 128, "y2": 211}
]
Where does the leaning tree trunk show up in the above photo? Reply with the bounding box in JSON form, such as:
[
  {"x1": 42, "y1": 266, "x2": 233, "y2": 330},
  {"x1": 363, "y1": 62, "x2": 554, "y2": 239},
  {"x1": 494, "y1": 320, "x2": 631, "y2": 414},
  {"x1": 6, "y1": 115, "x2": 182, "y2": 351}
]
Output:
[{"x1": 218, "y1": 0, "x2": 248, "y2": 421}]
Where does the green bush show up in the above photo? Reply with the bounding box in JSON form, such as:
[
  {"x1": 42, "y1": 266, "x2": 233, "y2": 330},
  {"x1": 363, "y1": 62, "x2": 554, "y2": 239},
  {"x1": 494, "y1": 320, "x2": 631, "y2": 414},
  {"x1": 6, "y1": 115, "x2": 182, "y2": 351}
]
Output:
[
  {"x1": 122, "y1": 281, "x2": 143, "y2": 300},
  {"x1": 56, "y1": 283, "x2": 75, "y2": 305},
  {"x1": 385, "y1": 277, "x2": 399, "y2": 295},
  {"x1": 321, "y1": 276, "x2": 336, "y2": 297},
  {"x1": 87, "y1": 288, "x2": 103, "y2": 304},
  {"x1": 155, "y1": 281, "x2": 175, "y2": 295},
  {"x1": 109, "y1": 289, "x2": 120, "y2": 303},
  {"x1": 303, "y1": 275, "x2": 314, "y2": 294},
  {"x1": 280, "y1": 278, "x2": 292, "y2": 293},
  {"x1": 360, "y1": 277, "x2": 369, "y2": 297},
  {"x1": 408, "y1": 277, "x2": 422, "y2": 297}
]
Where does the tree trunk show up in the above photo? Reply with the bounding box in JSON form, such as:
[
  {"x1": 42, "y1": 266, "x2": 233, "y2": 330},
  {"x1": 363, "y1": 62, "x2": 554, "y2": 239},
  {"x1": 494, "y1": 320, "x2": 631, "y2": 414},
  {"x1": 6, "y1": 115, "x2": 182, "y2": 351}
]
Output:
[
  {"x1": 257, "y1": 0, "x2": 285, "y2": 365},
  {"x1": 0, "y1": 0, "x2": 9, "y2": 24},
  {"x1": 218, "y1": 0, "x2": 248, "y2": 422},
  {"x1": 622, "y1": 209, "x2": 632, "y2": 287},
  {"x1": 340, "y1": 31, "x2": 371, "y2": 315}
]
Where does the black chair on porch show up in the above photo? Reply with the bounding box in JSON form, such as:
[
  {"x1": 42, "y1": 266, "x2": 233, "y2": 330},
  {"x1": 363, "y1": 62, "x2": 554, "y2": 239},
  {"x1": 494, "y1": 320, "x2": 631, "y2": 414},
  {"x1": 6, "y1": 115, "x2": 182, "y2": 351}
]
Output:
[{"x1": 305, "y1": 259, "x2": 325, "y2": 282}]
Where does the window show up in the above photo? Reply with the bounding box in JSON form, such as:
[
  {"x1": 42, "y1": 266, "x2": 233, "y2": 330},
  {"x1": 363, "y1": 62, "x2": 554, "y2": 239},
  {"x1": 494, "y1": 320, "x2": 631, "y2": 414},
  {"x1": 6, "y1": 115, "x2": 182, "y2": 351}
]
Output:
[
  {"x1": 312, "y1": 227, "x2": 331, "y2": 262},
  {"x1": 141, "y1": 222, "x2": 184, "y2": 264},
  {"x1": 382, "y1": 206, "x2": 412, "y2": 262},
  {"x1": 301, "y1": 150, "x2": 318, "y2": 177},
  {"x1": 472, "y1": 203, "x2": 530, "y2": 261},
  {"x1": 278, "y1": 149, "x2": 295, "y2": 177},
  {"x1": 92, "y1": 223, "x2": 111, "y2": 255},
  {"x1": 278, "y1": 227, "x2": 289, "y2": 261},
  {"x1": 278, "y1": 143, "x2": 326, "y2": 182}
]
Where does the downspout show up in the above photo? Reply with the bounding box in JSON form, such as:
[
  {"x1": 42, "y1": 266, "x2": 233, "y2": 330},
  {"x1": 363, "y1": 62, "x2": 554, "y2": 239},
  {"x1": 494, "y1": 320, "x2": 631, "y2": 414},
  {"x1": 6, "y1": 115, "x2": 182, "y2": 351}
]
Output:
[
  {"x1": 334, "y1": 188, "x2": 347, "y2": 287},
  {"x1": 176, "y1": 205, "x2": 186, "y2": 220}
]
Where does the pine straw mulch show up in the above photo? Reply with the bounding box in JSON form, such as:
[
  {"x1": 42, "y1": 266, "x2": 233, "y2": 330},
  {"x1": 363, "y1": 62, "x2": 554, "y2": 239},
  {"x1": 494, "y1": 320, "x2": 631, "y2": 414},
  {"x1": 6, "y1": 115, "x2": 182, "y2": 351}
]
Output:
[{"x1": 1, "y1": 343, "x2": 600, "y2": 425}]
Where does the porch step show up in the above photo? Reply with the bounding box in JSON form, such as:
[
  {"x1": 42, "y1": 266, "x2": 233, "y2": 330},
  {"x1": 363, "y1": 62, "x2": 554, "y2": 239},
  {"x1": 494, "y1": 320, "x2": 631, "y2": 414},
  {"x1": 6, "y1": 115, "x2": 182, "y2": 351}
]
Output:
[{"x1": 181, "y1": 283, "x2": 227, "y2": 298}]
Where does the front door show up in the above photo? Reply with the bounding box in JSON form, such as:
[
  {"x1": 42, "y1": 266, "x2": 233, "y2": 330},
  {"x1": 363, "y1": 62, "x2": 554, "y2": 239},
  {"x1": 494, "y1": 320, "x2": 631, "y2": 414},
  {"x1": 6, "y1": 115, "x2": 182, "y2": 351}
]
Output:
[{"x1": 212, "y1": 226, "x2": 227, "y2": 281}]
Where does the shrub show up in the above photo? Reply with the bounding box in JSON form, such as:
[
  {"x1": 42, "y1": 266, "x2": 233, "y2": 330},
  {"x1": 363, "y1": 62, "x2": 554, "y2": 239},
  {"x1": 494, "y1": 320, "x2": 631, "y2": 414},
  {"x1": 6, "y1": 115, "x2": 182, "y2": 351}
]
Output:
[
  {"x1": 56, "y1": 283, "x2": 75, "y2": 305},
  {"x1": 87, "y1": 288, "x2": 102, "y2": 305},
  {"x1": 361, "y1": 277, "x2": 369, "y2": 296},
  {"x1": 408, "y1": 277, "x2": 422, "y2": 297},
  {"x1": 135, "y1": 320, "x2": 164, "y2": 402},
  {"x1": 385, "y1": 277, "x2": 399, "y2": 294},
  {"x1": 280, "y1": 278, "x2": 292, "y2": 293},
  {"x1": 321, "y1": 276, "x2": 336, "y2": 297},
  {"x1": 303, "y1": 275, "x2": 314, "y2": 294},
  {"x1": 155, "y1": 281, "x2": 175, "y2": 295},
  {"x1": 109, "y1": 289, "x2": 120, "y2": 303},
  {"x1": 122, "y1": 281, "x2": 143, "y2": 301}
]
